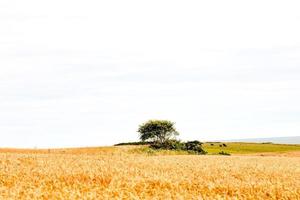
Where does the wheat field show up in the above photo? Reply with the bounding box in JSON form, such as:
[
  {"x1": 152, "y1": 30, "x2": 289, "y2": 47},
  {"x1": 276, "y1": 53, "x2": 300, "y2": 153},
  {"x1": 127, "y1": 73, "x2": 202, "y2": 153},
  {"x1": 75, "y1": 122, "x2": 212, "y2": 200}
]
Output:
[{"x1": 0, "y1": 147, "x2": 299, "y2": 199}]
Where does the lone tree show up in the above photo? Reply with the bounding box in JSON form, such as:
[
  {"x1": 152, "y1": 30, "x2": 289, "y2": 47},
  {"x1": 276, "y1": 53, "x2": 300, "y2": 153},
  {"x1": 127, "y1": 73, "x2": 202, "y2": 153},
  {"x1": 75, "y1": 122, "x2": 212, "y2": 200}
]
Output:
[{"x1": 138, "y1": 120, "x2": 179, "y2": 144}]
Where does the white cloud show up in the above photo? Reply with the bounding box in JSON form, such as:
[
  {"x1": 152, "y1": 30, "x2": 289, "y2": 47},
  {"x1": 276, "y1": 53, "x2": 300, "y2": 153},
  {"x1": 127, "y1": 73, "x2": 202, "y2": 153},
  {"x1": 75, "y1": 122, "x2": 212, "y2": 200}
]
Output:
[{"x1": 0, "y1": 0, "x2": 300, "y2": 147}]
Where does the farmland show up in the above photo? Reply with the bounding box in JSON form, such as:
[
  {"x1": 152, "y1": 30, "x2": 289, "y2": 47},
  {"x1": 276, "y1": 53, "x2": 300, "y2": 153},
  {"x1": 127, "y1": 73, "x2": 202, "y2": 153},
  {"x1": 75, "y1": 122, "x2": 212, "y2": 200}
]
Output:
[
  {"x1": 0, "y1": 145, "x2": 299, "y2": 199},
  {"x1": 203, "y1": 142, "x2": 300, "y2": 155},
  {"x1": 119, "y1": 142, "x2": 300, "y2": 156}
]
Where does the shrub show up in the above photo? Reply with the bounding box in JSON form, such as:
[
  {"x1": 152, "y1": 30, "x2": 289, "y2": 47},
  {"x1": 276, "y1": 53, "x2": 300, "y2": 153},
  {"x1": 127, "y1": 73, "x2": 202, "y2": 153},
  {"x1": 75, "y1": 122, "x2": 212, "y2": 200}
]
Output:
[
  {"x1": 219, "y1": 151, "x2": 231, "y2": 156},
  {"x1": 151, "y1": 140, "x2": 184, "y2": 150},
  {"x1": 223, "y1": 143, "x2": 227, "y2": 147},
  {"x1": 150, "y1": 140, "x2": 207, "y2": 155},
  {"x1": 184, "y1": 141, "x2": 206, "y2": 154},
  {"x1": 114, "y1": 141, "x2": 153, "y2": 146}
]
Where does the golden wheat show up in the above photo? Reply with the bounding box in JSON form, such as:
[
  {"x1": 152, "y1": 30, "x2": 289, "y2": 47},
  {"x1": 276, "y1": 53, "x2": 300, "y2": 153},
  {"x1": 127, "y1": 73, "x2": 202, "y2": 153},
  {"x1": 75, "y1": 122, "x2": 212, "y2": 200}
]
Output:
[{"x1": 0, "y1": 147, "x2": 299, "y2": 199}]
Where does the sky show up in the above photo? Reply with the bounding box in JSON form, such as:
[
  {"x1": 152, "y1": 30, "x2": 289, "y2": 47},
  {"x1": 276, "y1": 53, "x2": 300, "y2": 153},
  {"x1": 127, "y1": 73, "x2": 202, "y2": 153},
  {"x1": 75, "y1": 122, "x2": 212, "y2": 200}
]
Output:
[{"x1": 0, "y1": 0, "x2": 300, "y2": 148}]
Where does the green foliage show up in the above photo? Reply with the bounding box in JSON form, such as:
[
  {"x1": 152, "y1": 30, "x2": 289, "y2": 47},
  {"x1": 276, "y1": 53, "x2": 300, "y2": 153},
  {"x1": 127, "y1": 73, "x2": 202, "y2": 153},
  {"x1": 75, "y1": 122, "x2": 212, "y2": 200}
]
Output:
[
  {"x1": 219, "y1": 151, "x2": 231, "y2": 156},
  {"x1": 184, "y1": 141, "x2": 206, "y2": 154},
  {"x1": 129, "y1": 146, "x2": 196, "y2": 156},
  {"x1": 138, "y1": 120, "x2": 179, "y2": 144},
  {"x1": 203, "y1": 142, "x2": 300, "y2": 154},
  {"x1": 150, "y1": 140, "x2": 207, "y2": 155},
  {"x1": 114, "y1": 141, "x2": 153, "y2": 146},
  {"x1": 151, "y1": 140, "x2": 185, "y2": 150},
  {"x1": 130, "y1": 147, "x2": 157, "y2": 155}
]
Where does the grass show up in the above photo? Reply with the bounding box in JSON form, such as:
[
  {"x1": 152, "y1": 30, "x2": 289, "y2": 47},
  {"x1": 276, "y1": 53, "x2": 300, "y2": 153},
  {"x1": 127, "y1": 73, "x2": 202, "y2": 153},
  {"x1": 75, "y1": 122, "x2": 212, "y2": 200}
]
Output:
[
  {"x1": 122, "y1": 142, "x2": 300, "y2": 156},
  {"x1": 128, "y1": 146, "x2": 199, "y2": 156},
  {"x1": 203, "y1": 142, "x2": 300, "y2": 155},
  {"x1": 0, "y1": 146, "x2": 299, "y2": 199}
]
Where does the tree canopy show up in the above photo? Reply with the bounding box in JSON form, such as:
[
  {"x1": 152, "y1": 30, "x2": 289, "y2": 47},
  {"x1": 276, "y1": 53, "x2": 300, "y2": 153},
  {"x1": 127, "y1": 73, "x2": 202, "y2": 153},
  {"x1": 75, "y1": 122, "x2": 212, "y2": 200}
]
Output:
[{"x1": 138, "y1": 120, "x2": 179, "y2": 144}]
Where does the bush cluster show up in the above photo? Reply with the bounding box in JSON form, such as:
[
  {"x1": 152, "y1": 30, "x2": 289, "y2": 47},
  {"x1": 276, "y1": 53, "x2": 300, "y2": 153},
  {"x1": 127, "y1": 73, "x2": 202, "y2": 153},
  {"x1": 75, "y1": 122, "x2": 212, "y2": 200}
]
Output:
[
  {"x1": 114, "y1": 141, "x2": 153, "y2": 146},
  {"x1": 219, "y1": 151, "x2": 231, "y2": 156},
  {"x1": 150, "y1": 140, "x2": 207, "y2": 155},
  {"x1": 219, "y1": 143, "x2": 228, "y2": 147}
]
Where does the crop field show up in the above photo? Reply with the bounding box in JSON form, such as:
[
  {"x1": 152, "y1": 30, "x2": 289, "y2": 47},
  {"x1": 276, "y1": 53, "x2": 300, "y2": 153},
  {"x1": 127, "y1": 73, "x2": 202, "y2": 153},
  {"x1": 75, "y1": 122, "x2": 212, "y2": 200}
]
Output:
[
  {"x1": 203, "y1": 142, "x2": 300, "y2": 155},
  {"x1": 0, "y1": 146, "x2": 299, "y2": 199}
]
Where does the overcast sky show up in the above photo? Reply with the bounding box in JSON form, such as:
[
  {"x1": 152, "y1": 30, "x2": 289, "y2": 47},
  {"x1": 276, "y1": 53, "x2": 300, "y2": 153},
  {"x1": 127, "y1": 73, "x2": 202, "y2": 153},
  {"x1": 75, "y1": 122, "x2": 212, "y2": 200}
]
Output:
[{"x1": 0, "y1": 0, "x2": 300, "y2": 147}]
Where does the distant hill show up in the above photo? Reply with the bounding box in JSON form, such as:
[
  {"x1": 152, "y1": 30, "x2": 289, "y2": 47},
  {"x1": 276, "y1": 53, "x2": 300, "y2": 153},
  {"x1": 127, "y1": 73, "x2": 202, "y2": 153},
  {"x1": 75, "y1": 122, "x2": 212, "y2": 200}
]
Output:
[{"x1": 223, "y1": 136, "x2": 300, "y2": 144}]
